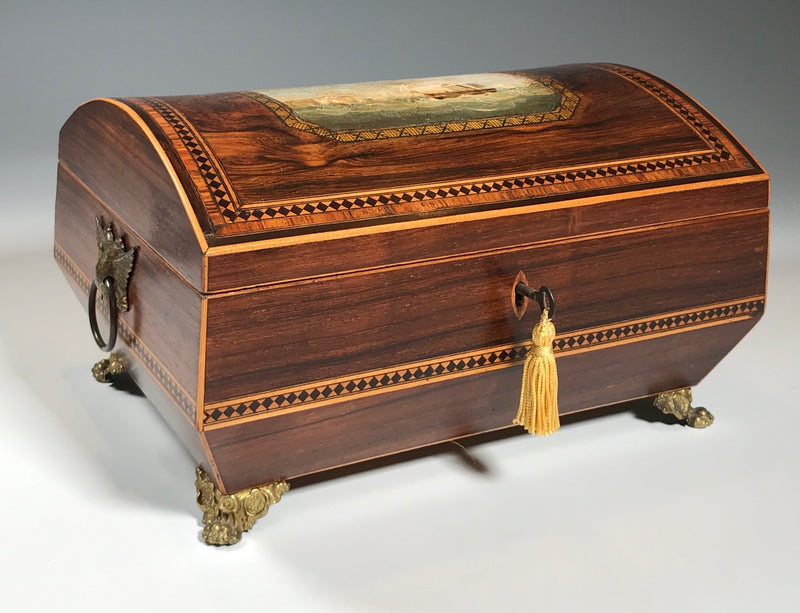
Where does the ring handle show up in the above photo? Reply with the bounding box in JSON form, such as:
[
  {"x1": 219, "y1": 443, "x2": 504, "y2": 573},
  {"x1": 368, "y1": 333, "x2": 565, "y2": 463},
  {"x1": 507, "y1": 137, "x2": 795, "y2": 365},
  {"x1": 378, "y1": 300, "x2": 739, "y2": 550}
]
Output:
[{"x1": 88, "y1": 276, "x2": 118, "y2": 351}]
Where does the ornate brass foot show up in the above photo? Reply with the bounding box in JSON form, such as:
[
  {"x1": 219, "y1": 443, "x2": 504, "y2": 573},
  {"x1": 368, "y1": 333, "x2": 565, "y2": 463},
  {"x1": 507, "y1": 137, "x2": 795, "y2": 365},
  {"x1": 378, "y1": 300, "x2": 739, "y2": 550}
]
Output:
[
  {"x1": 195, "y1": 467, "x2": 289, "y2": 546},
  {"x1": 653, "y1": 388, "x2": 714, "y2": 428},
  {"x1": 92, "y1": 352, "x2": 126, "y2": 382}
]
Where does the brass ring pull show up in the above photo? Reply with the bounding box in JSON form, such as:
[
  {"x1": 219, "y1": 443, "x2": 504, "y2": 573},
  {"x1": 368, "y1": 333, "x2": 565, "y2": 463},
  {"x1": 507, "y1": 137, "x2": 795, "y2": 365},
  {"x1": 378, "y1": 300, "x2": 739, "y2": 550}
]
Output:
[
  {"x1": 88, "y1": 276, "x2": 118, "y2": 351},
  {"x1": 515, "y1": 283, "x2": 557, "y2": 319}
]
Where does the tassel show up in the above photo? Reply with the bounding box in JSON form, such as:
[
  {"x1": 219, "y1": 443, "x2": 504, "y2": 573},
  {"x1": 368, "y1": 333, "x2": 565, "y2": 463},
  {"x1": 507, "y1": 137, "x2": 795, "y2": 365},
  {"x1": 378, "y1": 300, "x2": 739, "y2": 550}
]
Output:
[{"x1": 514, "y1": 308, "x2": 559, "y2": 436}]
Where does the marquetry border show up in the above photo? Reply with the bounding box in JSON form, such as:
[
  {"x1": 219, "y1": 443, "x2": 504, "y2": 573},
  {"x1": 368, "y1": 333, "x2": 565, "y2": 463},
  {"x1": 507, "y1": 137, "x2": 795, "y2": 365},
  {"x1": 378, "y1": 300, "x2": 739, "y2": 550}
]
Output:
[
  {"x1": 135, "y1": 65, "x2": 750, "y2": 233},
  {"x1": 134, "y1": 96, "x2": 242, "y2": 222},
  {"x1": 597, "y1": 64, "x2": 733, "y2": 162},
  {"x1": 202, "y1": 298, "x2": 764, "y2": 426},
  {"x1": 241, "y1": 75, "x2": 580, "y2": 142},
  {"x1": 236, "y1": 152, "x2": 736, "y2": 223},
  {"x1": 54, "y1": 244, "x2": 196, "y2": 422},
  {"x1": 598, "y1": 64, "x2": 733, "y2": 160}
]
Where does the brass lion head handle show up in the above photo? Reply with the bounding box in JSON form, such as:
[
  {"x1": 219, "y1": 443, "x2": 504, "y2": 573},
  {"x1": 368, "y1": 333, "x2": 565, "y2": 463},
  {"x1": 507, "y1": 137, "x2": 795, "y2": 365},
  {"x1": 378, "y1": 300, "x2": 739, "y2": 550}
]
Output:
[{"x1": 88, "y1": 217, "x2": 136, "y2": 351}]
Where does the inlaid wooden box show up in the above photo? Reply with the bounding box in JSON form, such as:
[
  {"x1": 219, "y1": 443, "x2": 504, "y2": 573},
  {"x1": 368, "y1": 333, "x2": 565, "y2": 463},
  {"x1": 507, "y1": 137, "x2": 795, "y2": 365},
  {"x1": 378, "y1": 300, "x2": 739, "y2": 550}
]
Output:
[{"x1": 54, "y1": 63, "x2": 768, "y2": 544}]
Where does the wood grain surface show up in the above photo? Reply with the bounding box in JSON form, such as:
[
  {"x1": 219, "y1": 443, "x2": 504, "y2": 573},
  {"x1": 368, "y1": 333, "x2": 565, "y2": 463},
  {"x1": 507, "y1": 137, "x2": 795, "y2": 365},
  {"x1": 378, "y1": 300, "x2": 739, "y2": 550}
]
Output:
[
  {"x1": 54, "y1": 166, "x2": 203, "y2": 422},
  {"x1": 113, "y1": 63, "x2": 759, "y2": 245},
  {"x1": 58, "y1": 99, "x2": 207, "y2": 288},
  {"x1": 206, "y1": 318, "x2": 759, "y2": 492},
  {"x1": 203, "y1": 211, "x2": 768, "y2": 404},
  {"x1": 53, "y1": 62, "x2": 770, "y2": 494},
  {"x1": 204, "y1": 178, "x2": 768, "y2": 292}
]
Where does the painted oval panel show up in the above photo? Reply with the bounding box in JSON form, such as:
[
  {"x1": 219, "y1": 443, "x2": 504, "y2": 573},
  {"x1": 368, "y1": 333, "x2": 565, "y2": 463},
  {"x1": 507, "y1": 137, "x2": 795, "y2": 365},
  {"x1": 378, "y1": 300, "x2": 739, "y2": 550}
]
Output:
[{"x1": 251, "y1": 72, "x2": 579, "y2": 141}]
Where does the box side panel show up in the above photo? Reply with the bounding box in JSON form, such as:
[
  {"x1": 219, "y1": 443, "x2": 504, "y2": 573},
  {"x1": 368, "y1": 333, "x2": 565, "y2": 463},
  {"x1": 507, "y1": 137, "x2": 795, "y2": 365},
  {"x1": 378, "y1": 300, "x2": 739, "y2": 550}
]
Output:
[
  {"x1": 58, "y1": 99, "x2": 206, "y2": 290},
  {"x1": 206, "y1": 316, "x2": 759, "y2": 491},
  {"x1": 112, "y1": 343, "x2": 211, "y2": 473},
  {"x1": 53, "y1": 249, "x2": 211, "y2": 470},
  {"x1": 203, "y1": 210, "x2": 768, "y2": 406},
  {"x1": 54, "y1": 165, "x2": 203, "y2": 430}
]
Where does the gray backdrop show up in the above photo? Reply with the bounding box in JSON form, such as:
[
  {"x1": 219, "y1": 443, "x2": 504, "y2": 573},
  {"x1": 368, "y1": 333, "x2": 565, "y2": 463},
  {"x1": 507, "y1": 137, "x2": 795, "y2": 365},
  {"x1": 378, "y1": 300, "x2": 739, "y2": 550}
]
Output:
[
  {"x1": 1, "y1": 2, "x2": 798, "y2": 612},
  {"x1": 2, "y1": 1, "x2": 798, "y2": 246}
]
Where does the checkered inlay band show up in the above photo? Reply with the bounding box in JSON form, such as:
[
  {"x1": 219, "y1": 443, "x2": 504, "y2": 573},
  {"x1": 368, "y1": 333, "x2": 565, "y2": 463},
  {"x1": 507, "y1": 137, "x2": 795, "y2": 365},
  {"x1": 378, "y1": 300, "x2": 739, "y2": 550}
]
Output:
[
  {"x1": 203, "y1": 298, "x2": 764, "y2": 425},
  {"x1": 134, "y1": 66, "x2": 748, "y2": 231}
]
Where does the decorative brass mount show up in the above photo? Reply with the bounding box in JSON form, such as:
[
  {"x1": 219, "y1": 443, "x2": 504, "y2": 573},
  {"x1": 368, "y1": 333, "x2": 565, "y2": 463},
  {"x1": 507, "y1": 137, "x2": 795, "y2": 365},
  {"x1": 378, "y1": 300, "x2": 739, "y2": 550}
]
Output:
[
  {"x1": 195, "y1": 467, "x2": 289, "y2": 546},
  {"x1": 92, "y1": 352, "x2": 126, "y2": 382},
  {"x1": 653, "y1": 388, "x2": 714, "y2": 428},
  {"x1": 89, "y1": 217, "x2": 135, "y2": 353},
  {"x1": 94, "y1": 217, "x2": 135, "y2": 312}
]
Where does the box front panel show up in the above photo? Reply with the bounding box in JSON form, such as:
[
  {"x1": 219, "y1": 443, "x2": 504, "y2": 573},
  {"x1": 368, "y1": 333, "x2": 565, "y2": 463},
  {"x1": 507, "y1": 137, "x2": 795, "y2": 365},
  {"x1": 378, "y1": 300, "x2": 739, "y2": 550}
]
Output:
[
  {"x1": 205, "y1": 179, "x2": 769, "y2": 292},
  {"x1": 204, "y1": 210, "x2": 768, "y2": 406},
  {"x1": 206, "y1": 317, "x2": 761, "y2": 491},
  {"x1": 201, "y1": 207, "x2": 767, "y2": 490}
]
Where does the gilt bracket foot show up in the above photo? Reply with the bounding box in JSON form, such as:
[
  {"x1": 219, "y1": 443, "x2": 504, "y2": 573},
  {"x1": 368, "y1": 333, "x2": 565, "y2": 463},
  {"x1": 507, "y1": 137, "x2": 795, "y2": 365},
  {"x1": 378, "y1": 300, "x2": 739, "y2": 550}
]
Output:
[
  {"x1": 653, "y1": 387, "x2": 714, "y2": 428},
  {"x1": 195, "y1": 467, "x2": 289, "y2": 546},
  {"x1": 92, "y1": 352, "x2": 126, "y2": 382}
]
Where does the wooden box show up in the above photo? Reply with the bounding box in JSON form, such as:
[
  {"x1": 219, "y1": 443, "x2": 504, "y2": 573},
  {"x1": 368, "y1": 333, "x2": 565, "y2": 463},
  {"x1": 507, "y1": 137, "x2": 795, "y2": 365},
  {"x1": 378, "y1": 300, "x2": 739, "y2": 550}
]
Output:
[{"x1": 54, "y1": 63, "x2": 769, "y2": 545}]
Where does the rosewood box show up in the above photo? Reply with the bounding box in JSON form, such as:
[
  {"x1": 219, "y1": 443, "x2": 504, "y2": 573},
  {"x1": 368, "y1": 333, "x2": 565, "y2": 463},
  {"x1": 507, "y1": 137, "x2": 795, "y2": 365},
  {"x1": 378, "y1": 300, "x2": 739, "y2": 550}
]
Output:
[{"x1": 54, "y1": 63, "x2": 769, "y2": 545}]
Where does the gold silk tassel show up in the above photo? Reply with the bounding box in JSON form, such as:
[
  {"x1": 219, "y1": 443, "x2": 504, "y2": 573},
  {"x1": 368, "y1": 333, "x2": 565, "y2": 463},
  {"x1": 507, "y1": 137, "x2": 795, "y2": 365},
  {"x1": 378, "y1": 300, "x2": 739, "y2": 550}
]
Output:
[{"x1": 514, "y1": 309, "x2": 559, "y2": 436}]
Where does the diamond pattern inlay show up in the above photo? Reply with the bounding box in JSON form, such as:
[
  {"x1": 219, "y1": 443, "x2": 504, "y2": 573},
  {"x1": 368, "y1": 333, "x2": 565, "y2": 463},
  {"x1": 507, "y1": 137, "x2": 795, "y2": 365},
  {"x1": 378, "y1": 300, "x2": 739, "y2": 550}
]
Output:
[
  {"x1": 136, "y1": 67, "x2": 746, "y2": 231},
  {"x1": 204, "y1": 298, "x2": 763, "y2": 426},
  {"x1": 137, "y1": 97, "x2": 240, "y2": 222}
]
